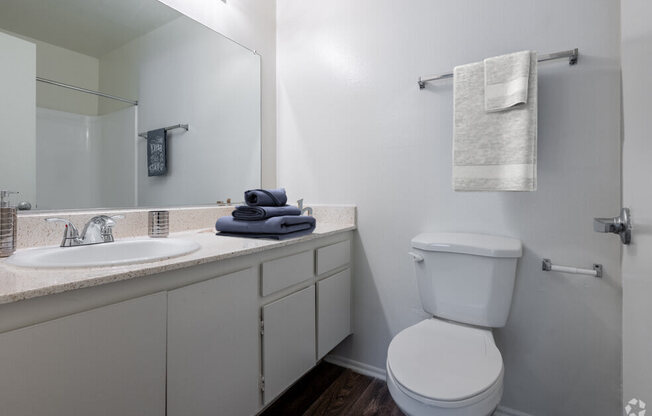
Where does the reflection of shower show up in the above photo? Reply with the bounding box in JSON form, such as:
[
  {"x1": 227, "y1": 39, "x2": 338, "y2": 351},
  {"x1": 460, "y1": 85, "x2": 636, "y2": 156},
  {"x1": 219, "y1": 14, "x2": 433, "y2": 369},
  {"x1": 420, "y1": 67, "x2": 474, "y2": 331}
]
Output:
[
  {"x1": 35, "y1": 106, "x2": 138, "y2": 210},
  {"x1": 34, "y1": 76, "x2": 139, "y2": 210},
  {"x1": 36, "y1": 76, "x2": 138, "y2": 106}
]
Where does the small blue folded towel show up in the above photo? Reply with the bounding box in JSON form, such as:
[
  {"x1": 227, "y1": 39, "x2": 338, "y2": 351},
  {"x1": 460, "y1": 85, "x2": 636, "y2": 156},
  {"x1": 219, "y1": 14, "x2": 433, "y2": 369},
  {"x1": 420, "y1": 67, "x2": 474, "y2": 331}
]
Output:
[
  {"x1": 216, "y1": 215, "x2": 316, "y2": 240},
  {"x1": 232, "y1": 205, "x2": 301, "y2": 221},
  {"x1": 244, "y1": 188, "x2": 287, "y2": 207}
]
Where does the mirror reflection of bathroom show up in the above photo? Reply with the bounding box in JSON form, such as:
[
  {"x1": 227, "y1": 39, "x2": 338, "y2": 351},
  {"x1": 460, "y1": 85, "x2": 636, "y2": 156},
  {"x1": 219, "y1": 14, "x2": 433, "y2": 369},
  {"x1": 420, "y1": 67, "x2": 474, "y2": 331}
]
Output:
[{"x1": 0, "y1": 0, "x2": 261, "y2": 211}]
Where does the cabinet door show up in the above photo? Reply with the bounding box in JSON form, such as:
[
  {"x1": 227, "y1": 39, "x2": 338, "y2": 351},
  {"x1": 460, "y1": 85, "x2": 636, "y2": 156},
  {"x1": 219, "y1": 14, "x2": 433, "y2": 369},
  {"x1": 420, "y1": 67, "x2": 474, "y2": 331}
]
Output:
[
  {"x1": 0, "y1": 292, "x2": 167, "y2": 416},
  {"x1": 317, "y1": 269, "x2": 352, "y2": 359},
  {"x1": 167, "y1": 268, "x2": 260, "y2": 416},
  {"x1": 262, "y1": 285, "x2": 316, "y2": 404}
]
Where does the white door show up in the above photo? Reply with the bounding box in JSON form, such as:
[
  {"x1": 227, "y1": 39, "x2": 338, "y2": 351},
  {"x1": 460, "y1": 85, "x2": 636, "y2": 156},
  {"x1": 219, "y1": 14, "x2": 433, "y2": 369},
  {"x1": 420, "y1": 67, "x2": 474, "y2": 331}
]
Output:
[{"x1": 622, "y1": 0, "x2": 652, "y2": 412}]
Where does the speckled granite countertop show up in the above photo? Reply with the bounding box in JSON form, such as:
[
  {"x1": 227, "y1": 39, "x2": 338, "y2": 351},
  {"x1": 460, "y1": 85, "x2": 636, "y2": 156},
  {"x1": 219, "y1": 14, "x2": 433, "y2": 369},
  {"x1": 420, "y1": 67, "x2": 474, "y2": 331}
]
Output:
[
  {"x1": 0, "y1": 205, "x2": 356, "y2": 305},
  {"x1": 0, "y1": 223, "x2": 355, "y2": 305}
]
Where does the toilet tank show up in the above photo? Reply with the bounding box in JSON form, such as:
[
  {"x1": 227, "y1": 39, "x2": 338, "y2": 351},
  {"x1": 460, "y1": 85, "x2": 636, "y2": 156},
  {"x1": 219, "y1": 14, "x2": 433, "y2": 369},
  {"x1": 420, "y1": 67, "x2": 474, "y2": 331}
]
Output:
[{"x1": 411, "y1": 233, "x2": 522, "y2": 328}]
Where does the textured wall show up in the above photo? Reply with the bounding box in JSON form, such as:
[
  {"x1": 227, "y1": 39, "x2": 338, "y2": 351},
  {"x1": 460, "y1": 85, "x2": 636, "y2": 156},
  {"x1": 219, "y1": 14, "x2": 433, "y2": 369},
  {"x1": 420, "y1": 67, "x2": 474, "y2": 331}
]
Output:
[{"x1": 276, "y1": 1, "x2": 622, "y2": 414}]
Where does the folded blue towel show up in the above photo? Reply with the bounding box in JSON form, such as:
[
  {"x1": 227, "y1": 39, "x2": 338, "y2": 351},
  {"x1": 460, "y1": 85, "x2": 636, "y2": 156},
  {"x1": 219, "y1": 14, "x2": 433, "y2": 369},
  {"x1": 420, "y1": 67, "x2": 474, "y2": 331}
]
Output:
[
  {"x1": 216, "y1": 215, "x2": 316, "y2": 237},
  {"x1": 244, "y1": 188, "x2": 287, "y2": 207},
  {"x1": 232, "y1": 205, "x2": 301, "y2": 221},
  {"x1": 217, "y1": 228, "x2": 315, "y2": 241}
]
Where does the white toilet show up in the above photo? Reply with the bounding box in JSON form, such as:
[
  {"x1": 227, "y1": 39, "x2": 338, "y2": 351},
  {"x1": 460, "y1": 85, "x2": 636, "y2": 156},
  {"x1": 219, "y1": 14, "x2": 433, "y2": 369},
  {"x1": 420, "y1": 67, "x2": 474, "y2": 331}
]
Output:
[{"x1": 386, "y1": 233, "x2": 522, "y2": 416}]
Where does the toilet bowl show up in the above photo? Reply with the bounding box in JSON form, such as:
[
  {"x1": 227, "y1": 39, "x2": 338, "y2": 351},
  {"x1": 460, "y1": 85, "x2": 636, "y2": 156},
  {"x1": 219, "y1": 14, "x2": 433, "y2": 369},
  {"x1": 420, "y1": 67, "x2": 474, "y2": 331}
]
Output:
[
  {"x1": 386, "y1": 233, "x2": 522, "y2": 416},
  {"x1": 386, "y1": 318, "x2": 503, "y2": 416}
]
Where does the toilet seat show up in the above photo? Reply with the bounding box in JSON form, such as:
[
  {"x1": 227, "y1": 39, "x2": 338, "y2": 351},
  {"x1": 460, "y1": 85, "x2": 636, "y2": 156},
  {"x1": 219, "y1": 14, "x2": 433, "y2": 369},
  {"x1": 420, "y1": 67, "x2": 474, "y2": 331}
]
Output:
[{"x1": 387, "y1": 318, "x2": 503, "y2": 406}]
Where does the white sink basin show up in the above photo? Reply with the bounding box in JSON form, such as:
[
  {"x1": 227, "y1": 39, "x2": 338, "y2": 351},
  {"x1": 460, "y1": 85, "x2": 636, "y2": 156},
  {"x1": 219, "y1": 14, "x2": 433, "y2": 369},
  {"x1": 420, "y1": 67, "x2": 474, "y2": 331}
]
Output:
[{"x1": 5, "y1": 238, "x2": 201, "y2": 268}]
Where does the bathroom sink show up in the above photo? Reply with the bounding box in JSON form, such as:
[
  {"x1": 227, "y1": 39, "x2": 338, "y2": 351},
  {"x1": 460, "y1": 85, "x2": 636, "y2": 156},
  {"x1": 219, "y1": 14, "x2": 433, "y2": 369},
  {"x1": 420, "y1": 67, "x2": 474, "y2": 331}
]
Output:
[{"x1": 5, "y1": 238, "x2": 201, "y2": 269}]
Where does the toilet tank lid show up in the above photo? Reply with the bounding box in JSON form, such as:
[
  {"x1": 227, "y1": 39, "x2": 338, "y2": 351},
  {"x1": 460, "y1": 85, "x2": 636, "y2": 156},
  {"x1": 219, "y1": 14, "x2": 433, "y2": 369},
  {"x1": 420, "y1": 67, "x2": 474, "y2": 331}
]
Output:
[{"x1": 411, "y1": 233, "x2": 522, "y2": 258}]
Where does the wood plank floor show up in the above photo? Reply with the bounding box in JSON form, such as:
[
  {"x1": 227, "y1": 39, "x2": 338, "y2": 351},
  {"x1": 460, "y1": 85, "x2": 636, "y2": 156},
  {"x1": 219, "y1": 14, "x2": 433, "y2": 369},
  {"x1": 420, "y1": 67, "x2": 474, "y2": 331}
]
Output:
[{"x1": 261, "y1": 362, "x2": 405, "y2": 416}]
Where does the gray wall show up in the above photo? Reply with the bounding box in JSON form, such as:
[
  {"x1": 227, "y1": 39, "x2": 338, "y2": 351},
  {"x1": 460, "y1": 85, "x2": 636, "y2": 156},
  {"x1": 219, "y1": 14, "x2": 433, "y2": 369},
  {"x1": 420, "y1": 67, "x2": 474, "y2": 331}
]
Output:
[
  {"x1": 276, "y1": 1, "x2": 622, "y2": 415},
  {"x1": 622, "y1": 0, "x2": 652, "y2": 409}
]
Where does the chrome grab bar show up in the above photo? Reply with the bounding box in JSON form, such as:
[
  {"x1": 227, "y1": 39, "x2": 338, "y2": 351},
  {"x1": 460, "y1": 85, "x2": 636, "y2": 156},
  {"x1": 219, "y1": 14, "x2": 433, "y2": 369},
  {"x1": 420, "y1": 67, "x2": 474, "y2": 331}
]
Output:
[{"x1": 542, "y1": 258, "x2": 602, "y2": 278}]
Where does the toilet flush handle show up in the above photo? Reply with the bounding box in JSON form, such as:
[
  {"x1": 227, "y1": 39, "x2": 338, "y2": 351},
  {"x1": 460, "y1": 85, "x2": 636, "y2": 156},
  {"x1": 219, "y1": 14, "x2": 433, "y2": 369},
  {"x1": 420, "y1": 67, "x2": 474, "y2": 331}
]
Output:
[{"x1": 408, "y1": 252, "x2": 424, "y2": 262}]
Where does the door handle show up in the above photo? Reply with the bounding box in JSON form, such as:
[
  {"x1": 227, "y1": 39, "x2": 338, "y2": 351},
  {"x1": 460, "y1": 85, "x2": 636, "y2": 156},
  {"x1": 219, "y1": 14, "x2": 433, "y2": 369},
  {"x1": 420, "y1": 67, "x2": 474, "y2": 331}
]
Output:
[{"x1": 594, "y1": 207, "x2": 631, "y2": 245}]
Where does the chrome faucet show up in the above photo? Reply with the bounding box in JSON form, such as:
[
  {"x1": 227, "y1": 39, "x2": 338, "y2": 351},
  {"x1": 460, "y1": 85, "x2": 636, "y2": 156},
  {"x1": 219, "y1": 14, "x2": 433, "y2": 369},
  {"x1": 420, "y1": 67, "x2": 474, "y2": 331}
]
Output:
[{"x1": 46, "y1": 215, "x2": 124, "y2": 247}]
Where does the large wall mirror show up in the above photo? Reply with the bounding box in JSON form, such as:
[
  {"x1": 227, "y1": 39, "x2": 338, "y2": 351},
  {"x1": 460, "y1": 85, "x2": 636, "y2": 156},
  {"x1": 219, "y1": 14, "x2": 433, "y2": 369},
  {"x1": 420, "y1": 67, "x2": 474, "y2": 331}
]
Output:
[{"x1": 0, "y1": 0, "x2": 261, "y2": 211}]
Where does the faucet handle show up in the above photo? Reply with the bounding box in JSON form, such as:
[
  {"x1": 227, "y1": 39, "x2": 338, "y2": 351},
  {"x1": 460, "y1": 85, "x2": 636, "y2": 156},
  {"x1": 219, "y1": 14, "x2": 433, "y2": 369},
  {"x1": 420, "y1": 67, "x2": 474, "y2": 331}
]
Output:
[
  {"x1": 97, "y1": 215, "x2": 124, "y2": 242},
  {"x1": 104, "y1": 215, "x2": 124, "y2": 234},
  {"x1": 90, "y1": 214, "x2": 123, "y2": 225},
  {"x1": 45, "y1": 217, "x2": 79, "y2": 235},
  {"x1": 87, "y1": 215, "x2": 123, "y2": 242},
  {"x1": 45, "y1": 218, "x2": 80, "y2": 247}
]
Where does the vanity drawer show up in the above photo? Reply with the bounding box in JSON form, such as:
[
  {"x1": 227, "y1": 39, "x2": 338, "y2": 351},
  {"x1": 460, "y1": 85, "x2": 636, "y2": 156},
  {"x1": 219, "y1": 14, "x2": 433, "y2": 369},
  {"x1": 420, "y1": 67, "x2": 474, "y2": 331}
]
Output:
[
  {"x1": 316, "y1": 240, "x2": 351, "y2": 276},
  {"x1": 261, "y1": 250, "x2": 314, "y2": 296}
]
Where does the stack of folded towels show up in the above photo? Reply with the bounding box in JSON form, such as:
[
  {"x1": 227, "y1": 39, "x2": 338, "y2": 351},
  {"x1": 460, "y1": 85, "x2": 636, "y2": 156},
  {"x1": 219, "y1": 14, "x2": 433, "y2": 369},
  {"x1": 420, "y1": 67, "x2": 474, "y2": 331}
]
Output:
[{"x1": 215, "y1": 188, "x2": 316, "y2": 240}]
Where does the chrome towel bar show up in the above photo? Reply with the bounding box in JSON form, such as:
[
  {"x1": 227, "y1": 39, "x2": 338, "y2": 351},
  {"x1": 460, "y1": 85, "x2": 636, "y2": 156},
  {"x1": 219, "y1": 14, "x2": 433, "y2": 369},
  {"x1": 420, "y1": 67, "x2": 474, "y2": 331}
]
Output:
[
  {"x1": 418, "y1": 48, "x2": 579, "y2": 89},
  {"x1": 138, "y1": 124, "x2": 189, "y2": 139},
  {"x1": 542, "y1": 258, "x2": 602, "y2": 278}
]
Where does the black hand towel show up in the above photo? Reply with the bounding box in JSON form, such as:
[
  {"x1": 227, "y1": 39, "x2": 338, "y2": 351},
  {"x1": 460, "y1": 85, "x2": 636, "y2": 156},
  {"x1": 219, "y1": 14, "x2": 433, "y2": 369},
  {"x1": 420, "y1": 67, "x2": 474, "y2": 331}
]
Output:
[{"x1": 147, "y1": 128, "x2": 167, "y2": 176}]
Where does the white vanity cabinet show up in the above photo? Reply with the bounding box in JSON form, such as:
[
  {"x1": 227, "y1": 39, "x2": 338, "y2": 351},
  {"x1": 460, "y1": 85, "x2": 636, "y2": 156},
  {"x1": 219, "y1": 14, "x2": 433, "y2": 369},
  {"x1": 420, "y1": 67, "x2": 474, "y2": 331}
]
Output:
[
  {"x1": 167, "y1": 268, "x2": 260, "y2": 416},
  {"x1": 259, "y1": 239, "x2": 352, "y2": 406},
  {"x1": 0, "y1": 292, "x2": 167, "y2": 416},
  {"x1": 0, "y1": 233, "x2": 353, "y2": 416}
]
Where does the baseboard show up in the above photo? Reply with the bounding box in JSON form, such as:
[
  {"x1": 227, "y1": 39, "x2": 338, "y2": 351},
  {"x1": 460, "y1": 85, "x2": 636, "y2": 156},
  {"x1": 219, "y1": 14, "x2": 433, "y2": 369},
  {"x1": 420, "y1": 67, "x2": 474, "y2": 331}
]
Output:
[
  {"x1": 323, "y1": 354, "x2": 387, "y2": 380},
  {"x1": 493, "y1": 405, "x2": 534, "y2": 416}
]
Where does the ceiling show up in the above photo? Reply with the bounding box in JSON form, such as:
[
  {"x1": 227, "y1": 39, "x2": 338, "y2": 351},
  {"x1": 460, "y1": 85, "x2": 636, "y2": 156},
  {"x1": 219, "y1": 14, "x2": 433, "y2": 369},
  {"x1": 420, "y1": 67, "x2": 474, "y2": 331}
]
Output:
[{"x1": 0, "y1": 0, "x2": 180, "y2": 57}]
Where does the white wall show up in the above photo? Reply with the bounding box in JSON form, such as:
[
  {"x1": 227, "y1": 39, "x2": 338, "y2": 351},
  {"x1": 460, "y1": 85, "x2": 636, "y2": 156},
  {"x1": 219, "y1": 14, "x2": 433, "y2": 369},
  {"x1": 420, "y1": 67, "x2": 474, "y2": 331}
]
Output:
[
  {"x1": 34, "y1": 38, "x2": 100, "y2": 116},
  {"x1": 277, "y1": 1, "x2": 622, "y2": 415},
  {"x1": 0, "y1": 29, "x2": 101, "y2": 116},
  {"x1": 0, "y1": 32, "x2": 36, "y2": 205},
  {"x1": 97, "y1": 106, "x2": 137, "y2": 208},
  {"x1": 36, "y1": 107, "x2": 136, "y2": 210},
  {"x1": 157, "y1": 0, "x2": 276, "y2": 188},
  {"x1": 36, "y1": 108, "x2": 101, "y2": 209},
  {"x1": 99, "y1": 17, "x2": 260, "y2": 206},
  {"x1": 621, "y1": 0, "x2": 652, "y2": 410}
]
